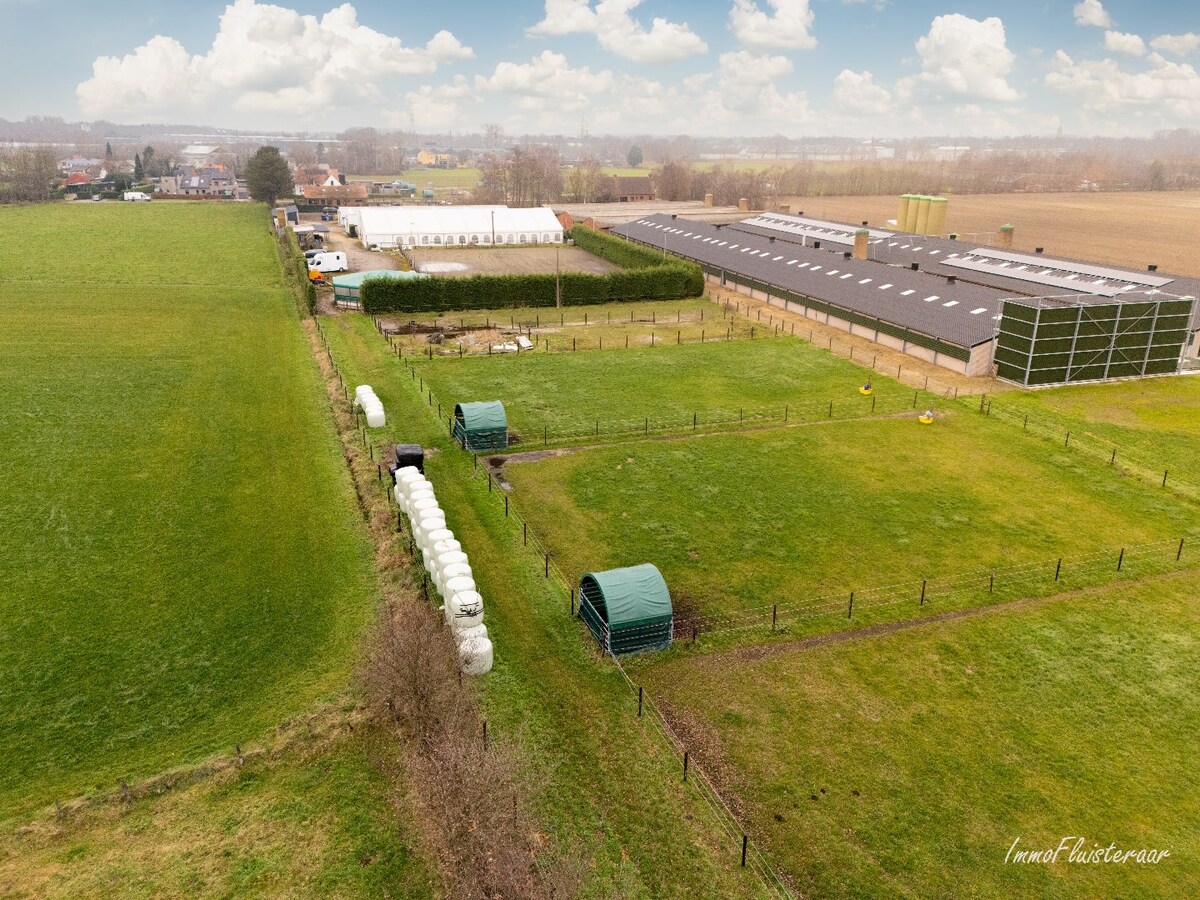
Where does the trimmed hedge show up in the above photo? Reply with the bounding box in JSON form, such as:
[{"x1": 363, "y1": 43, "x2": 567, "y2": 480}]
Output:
[{"x1": 360, "y1": 226, "x2": 703, "y2": 314}]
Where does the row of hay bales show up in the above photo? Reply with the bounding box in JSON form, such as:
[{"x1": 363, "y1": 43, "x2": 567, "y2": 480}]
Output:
[
  {"x1": 394, "y1": 463, "x2": 493, "y2": 674},
  {"x1": 354, "y1": 385, "x2": 387, "y2": 427}
]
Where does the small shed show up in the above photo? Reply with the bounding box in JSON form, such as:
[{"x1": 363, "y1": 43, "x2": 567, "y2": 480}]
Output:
[
  {"x1": 579, "y1": 564, "x2": 673, "y2": 655},
  {"x1": 331, "y1": 269, "x2": 425, "y2": 307},
  {"x1": 453, "y1": 401, "x2": 508, "y2": 451}
]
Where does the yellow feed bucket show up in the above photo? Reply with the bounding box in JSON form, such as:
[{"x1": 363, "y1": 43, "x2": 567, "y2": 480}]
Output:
[
  {"x1": 918, "y1": 410, "x2": 935, "y2": 425},
  {"x1": 859, "y1": 383, "x2": 873, "y2": 396}
]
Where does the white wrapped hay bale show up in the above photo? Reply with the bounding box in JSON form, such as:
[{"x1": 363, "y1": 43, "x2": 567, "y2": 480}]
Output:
[
  {"x1": 354, "y1": 385, "x2": 375, "y2": 407},
  {"x1": 459, "y1": 636, "x2": 493, "y2": 675},
  {"x1": 446, "y1": 590, "x2": 484, "y2": 629},
  {"x1": 436, "y1": 562, "x2": 473, "y2": 597},
  {"x1": 455, "y1": 623, "x2": 488, "y2": 643},
  {"x1": 443, "y1": 575, "x2": 476, "y2": 601}
]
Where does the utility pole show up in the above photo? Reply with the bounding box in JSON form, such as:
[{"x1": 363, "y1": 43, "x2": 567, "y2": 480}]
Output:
[{"x1": 555, "y1": 245, "x2": 562, "y2": 308}]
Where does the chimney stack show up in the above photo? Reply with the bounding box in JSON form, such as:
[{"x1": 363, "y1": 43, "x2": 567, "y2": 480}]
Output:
[
  {"x1": 853, "y1": 228, "x2": 870, "y2": 260},
  {"x1": 737, "y1": 197, "x2": 750, "y2": 211},
  {"x1": 778, "y1": 204, "x2": 790, "y2": 214},
  {"x1": 704, "y1": 193, "x2": 714, "y2": 207},
  {"x1": 999, "y1": 224, "x2": 1015, "y2": 250}
]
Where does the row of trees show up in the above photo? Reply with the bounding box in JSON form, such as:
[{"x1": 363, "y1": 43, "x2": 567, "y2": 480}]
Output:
[{"x1": 0, "y1": 147, "x2": 57, "y2": 203}]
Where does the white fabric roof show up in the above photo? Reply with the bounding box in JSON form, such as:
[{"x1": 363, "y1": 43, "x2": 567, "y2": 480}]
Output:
[{"x1": 356, "y1": 205, "x2": 562, "y2": 238}]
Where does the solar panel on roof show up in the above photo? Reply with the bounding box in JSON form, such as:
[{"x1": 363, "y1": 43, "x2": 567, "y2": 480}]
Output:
[
  {"x1": 954, "y1": 248, "x2": 1173, "y2": 288},
  {"x1": 944, "y1": 255, "x2": 1125, "y2": 297}
]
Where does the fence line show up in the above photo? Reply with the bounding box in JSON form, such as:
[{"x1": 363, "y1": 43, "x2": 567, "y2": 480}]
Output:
[
  {"x1": 372, "y1": 296, "x2": 970, "y2": 402},
  {"x1": 393, "y1": 352, "x2": 942, "y2": 450},
  {"x1": 971, "y1": 394, "x2": 1200, "y2": 502}
]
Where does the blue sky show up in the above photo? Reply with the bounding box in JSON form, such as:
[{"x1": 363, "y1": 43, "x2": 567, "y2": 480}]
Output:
[{"x1": 4, "y1": 1, "x2": 1198, "y2": 136}]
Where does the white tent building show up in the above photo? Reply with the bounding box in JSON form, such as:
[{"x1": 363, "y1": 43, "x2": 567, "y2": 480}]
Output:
[{"x1": 339, "y1": 205, "x2": 564, "y2": 250}]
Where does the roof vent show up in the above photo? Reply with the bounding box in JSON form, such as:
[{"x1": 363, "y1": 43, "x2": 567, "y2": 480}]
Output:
[
  {"x1": 1148, "y1": 264, "x2": 1158, "y2": 272},
  {"x1": 949, "y1": 233, "x2": 958, "y2": 240},
  {"x1": 1035, "y1": 247, "x2": 1044, "y2": 254},
  {"x1": 862, "y1": 220, "x2": 869, "y2": 226},
  {"x1": 843, "y1": 251, "x2": 852, "y2": 259},
  {"x1": 947, "y1": 275, "x2": 957, "y2": 285},
  {"x1": 911, "y1": 262, "x2": 919, "y2": 271},
  {"x1": 671, "y1": 214, "x2": 677, "y2": 220},
  {"x1": 813, "y1": 240, "x2": 821, "y2": 249},
  {"x1": 769, "y1": 236, "x2": 776, "y2": 243}
]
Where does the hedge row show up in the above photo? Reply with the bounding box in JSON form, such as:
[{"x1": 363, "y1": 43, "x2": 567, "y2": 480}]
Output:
[
  {"x1": 360, "y1": 227, "x2": 703, "y2": 314},
  {"x1": 278, "y1": 226, "x2": 317, "y2": 317},
  {"x1": 361, "y1": 265, "x2": 702, "y2": 314},
  {"x1": 569, "y1": 224, "x2": 677, "y2": 270}
]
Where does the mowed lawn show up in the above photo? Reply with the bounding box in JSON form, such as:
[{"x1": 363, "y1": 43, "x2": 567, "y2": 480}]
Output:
[
  {"x1": 0, "y1": 204, "x2": 373, "y2": 818},
  {"x1": 504, "y1": 411, "x2": 1197, "y2": 622},
  {"x1": 639, "y1": 573, "x2": 1200, "y2": 898},
  {"x1": 417, "y1": 337, "x2": 927, "y2": 439}
]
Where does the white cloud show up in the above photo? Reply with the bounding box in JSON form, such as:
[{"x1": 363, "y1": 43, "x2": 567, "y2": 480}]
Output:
[
  {"x1": 1150, "y1": 33, "x2": 1200, "y2": 56},
  {"x1": 1046, "y1": 49, "x2": 1200, "y2": 119},
  {"x1": 76, "y1": 0, "x2": 471, "y2": 121},
  {"x1": 897, "y1": 14, "x2": 1019, "y2": 103},
  {"x1": 400, "y1": 76, "x2": 480, "y2": 132},
  {"x1": 728, "y1": 0, "x2": 816, "y2": 52},
  {"x1": 1104, "y1": 31, "x2": 1146, "y2": 57},
  {"x1": 527, "y1": 0, "x2": 707, "y2": 64},
  {"x1": 1073, "y1": 0, "x2": 1112, "y2": 28},
  {"x1": 832, "y1": 69, "x2": 891, "y2": 116},
  {"x1": 475, "y1": 50, "x2": 617, "y2": 115},
  {"x1": 709, "y1": 50, "x2": 810, "y2": 120}
]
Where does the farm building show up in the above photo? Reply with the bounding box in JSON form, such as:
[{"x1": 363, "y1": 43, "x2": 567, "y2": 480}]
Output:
[
  {"x1": 337, "y1": 205, "x2": 563, "y2": 250},
  {"x1": 453, "y1": 401, "x2": 508, "y2": 451},
  {"x1": 611, "y1": 213, "x2": 1200, "y2": 384},
  {"x1": 331, "y1": 270, "x2": 426, "y2": 307},
  {"x1": 579, "y1": 564, "x2": 674, "y2": 655}
]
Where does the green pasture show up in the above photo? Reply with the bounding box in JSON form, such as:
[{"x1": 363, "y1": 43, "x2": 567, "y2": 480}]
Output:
[
  {"x1": 318, "y1": 312, "x2": 764, "y2": 897},
  {"x1": 504, "y1": 410, "x2": 1197, "y2": 622},
  {"x1": 639, "y1": 573, "x2": 1200, "y2": 898},
  {"x1": 414, "y1": 335, "x2": 926, "y2": 441},
  {"x1": 984, "y1": 375, "x2": 1200, "y2": 481},
  {"x1": 0, "y1": 204, "x2": 374, "y2": 819},
  {"x1": 0, "y1": 728, "x2": 433, "y2": 899}
]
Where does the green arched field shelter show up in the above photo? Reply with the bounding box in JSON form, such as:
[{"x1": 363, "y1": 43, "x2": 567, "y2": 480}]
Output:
[
  {"x1": 453, "y1": 401, "x2": 508, "y2": 451},
  {"x1": 579, "y1": 563, "x2": 673, "y2": 655}
]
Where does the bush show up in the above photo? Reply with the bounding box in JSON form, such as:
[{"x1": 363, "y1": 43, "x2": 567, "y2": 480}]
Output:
[{"x1": 360, "y1": 228, "x2": 703, "y2": 313}]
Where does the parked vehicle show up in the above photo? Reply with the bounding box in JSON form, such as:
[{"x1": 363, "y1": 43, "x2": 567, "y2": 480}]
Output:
[
  {"x1": 91, "y1": 194, "x2": 103, "y2": 201},
  {"x1": 321, "y1": 206, "x2": 337, "y2": 221},
  {"x1": 307, "y1": 251, "x2": 348, "y2": 273},
  {"x1": 122, "y1": 191, "x2": 152, "y2": 202}
]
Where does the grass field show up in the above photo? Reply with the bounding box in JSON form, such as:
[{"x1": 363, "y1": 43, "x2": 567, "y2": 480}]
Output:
[
  {"x1": 504, "y1": 409, "x2": 1196, "y2": 623},
  {"x1": 317, "y1": 312, "x2": 766, "y2": 897},
  {"x1": 784, "y1": 191, "x2": 1200, "y2": 278},
  {"x1": 638, "y1": 572, "x2": 1200, "y2": 898},
  {"x1": 0, "y1": 728, "x2": 433, "y2": 899},
  {"x1": 414, "y1": 335, "x2": 932, "y2": 440},
  {"x1": 0, "y1": 203, "x2": 376, "y2": 820},
  {"x1": 986, "y1": 375, "x2": 1200, "y2": 479}
]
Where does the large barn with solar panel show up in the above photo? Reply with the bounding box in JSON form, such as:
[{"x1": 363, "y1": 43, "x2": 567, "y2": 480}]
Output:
[{"x1": 610, "y1": 206, "x2": 1200, "y2": 387}]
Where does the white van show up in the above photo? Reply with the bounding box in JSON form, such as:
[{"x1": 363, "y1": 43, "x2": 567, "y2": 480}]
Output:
[
  {"x1": 308, "y1": 251, "x2": 349, "y2": 273},
  {"x1": 123, "y1": 191, "x2": 152, "y2": 202}
]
